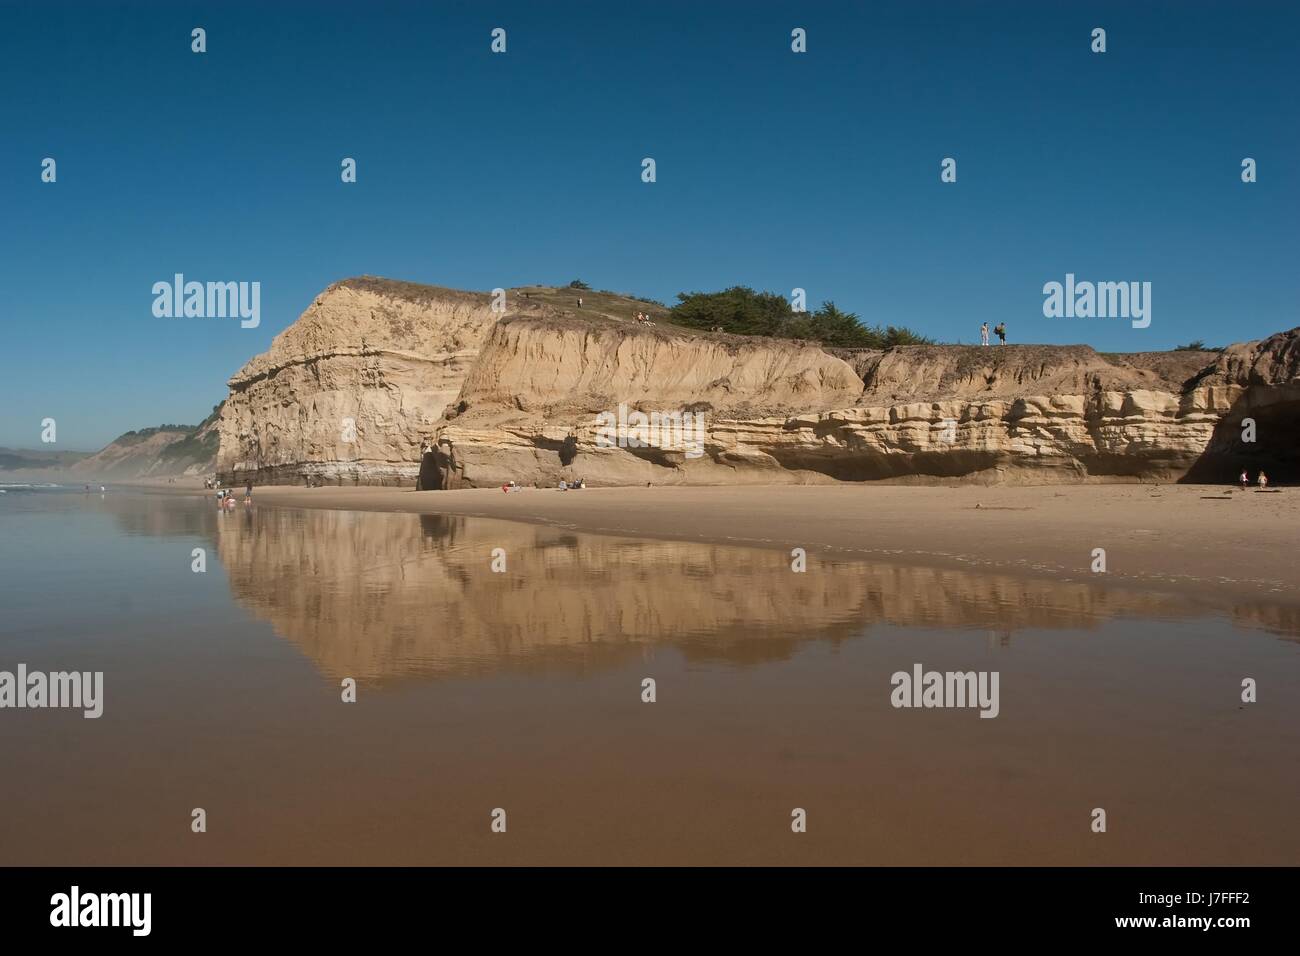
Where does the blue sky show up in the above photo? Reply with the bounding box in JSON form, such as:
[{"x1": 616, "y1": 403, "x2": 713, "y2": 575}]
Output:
[{"x1": 1, "y1": 0, "x2": 1296, "y2": 449}]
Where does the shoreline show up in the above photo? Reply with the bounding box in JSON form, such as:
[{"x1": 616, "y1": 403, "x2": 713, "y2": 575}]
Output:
[{"x1": 156, "y1": 481, "x2": 1298, "y2": 607}]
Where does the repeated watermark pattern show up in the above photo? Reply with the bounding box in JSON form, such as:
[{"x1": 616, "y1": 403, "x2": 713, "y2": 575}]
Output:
[
  {"x1": 1042, "y1": 274, "x2": 1151, "y2": 329},
  {"x1": 891, "y1": 664, "x2": 1000, "y2": 719},
  {"x1": 152, "y1": 274, "x2": 261, "y2": 328},
  {"x1": 4, "y1": 13, "x2": 1289, "y2": 901},
  {"x1": 0, "y1": 664, "x2": 103, "y2": 718}
]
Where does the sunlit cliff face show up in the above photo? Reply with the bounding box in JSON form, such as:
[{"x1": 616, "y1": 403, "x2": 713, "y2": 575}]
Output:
[{"x1": 216, "y1": 275, "x2": 1300, "y2": 489}]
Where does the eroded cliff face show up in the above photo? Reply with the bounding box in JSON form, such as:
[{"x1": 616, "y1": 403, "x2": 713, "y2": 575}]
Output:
[
  {"x1": 455, "y1": 315, "x2": 864, "y2": 419},
  {"x1": 1177, "y1": 327, "x2": 1300, "y2": 481},
  {"x1": 216, "y1": 278, "x2": 535, "y2": 485},
  {"x1": 434, "y1": 319, "x2": 1299, "y2": 488},
  {"x1": 218, "y1": 277, "x2": 1299, "y2": 487}
]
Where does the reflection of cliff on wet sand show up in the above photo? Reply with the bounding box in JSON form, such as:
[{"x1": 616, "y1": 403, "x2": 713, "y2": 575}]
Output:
[{"x1": 213, "y1": 506, "x2": 1297, "y2": 683}]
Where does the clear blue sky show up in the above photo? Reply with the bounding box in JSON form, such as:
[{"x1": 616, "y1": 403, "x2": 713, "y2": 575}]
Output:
[{"x1": 1, "y1": 0, "x2": 1296, "y2": 450}]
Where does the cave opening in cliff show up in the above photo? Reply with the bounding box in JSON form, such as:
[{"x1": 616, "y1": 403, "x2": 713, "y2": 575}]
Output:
[
  {"x1": 417, "y1": 451, "x2": 445, "y2": 490},
  {"x1": 1183, "y1": 397, "x2": 1300, "y2": 485}
]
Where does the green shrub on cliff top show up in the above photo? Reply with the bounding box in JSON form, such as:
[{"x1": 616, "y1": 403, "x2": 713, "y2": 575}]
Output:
[{"x1": 668, "y1": 287, "x2": 931, "y2": 349}]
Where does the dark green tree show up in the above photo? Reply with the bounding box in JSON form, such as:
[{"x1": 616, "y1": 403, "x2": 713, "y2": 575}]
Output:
[
  {"x1": 669, "y1": 288, "x2": 931, "y2": 348},
  {"x1": 669, "y1": 286, "x2": 797, "y2": 337}
]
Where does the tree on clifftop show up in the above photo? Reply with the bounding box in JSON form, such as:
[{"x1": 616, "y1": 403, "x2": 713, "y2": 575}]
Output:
[
  {"x1": 670, "y1": 286, "x2": 792, "y2": 337},
  {"x1": 669, "y1": 287, "x2": 931, "y2": 349}
]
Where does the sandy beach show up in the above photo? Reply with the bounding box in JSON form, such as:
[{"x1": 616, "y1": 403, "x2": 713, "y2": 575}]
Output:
[
  {"x1": 7, "y1": 483, "x2": 1297, "y2": 867},
  {"x1": 212, "y1": 482, "x2": 1299, "y2": 605}
]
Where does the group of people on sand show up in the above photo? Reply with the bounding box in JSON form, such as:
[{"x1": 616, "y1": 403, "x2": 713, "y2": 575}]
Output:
[
  {"x1": 500, "y1": 478, "x2": 588, "y2": 492},
  {"x1": 214, "y1": 482, "x2": 254, "y2": 508},
  {"x1": 496, "y1": 478, "x2": 590, "y2": 494},
  {"x1": 634, "y1": 312, "x2": 655, "y2": 326},
  {"x1": 980, "y1": 322, "x2": 1007, "y2": 345},
  {"x1": 1240, "y1": 470, "x2": 1270, "y2": 490}
]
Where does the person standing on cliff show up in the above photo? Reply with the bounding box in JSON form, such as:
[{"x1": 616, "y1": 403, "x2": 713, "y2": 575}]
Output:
[
  {"x1": 980, "y1": 322, "x2": 989, "y2": 346},
  {"x1": 994, "y1": 322, "x2": 1007, "y2": 345}
]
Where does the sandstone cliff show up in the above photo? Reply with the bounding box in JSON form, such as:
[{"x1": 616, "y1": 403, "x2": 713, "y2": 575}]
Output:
[
  {"x1": 216, "y1": 278, "x2": 540, "y2": 485},
  {"x1": 455, "y1": 314, "x2": 863, "y2": 419},
  {"x1": 434, "y1": 320, "x2": 1298, "y2": 488},
  {"x1": 216, "y1": 277, "x2": 1299, "y2": 487}
]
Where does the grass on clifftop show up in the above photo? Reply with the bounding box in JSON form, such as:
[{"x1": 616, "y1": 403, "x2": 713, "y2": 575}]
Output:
[{"x1": 511, "y1": 284, "x2": 671, "y2": 325}]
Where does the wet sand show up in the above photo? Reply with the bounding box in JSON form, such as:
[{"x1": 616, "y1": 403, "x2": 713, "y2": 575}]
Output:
[
  {"x1": 3, "y1": 492, "x2": 1298, "y2": 865},
  {"x1": 232, "y1": 483, "x2": 1299, "y2": 605}
]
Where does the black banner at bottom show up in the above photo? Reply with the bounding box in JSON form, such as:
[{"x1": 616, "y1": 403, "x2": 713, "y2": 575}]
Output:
[{"x1": 0, "y1": 867, "x2": 1283, "y2": 942}]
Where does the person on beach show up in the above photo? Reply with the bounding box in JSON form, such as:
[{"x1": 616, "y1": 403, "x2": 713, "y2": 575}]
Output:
[
  {"x1": 1240, "y1": 470, "x2": 1249, "y2": 490},
  {"x1": 994, "y1": 322, "x2": 1007, "y2": 345},
  {"x1": 245, "y1": 482, "x2": 253, "y2": 501},
  {"x1": 980, "y1": 322, "x2": 989, "y2": 346},
  {"x1": 1258, "y1": 471, "x2": 1269, "y2": 489}
]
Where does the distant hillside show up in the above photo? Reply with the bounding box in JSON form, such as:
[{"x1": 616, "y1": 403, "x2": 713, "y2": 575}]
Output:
[
  {"x1": 0, "y1": 448, "x2": 90, "y2": 471},
  {"x1": 71, "y1": 403, "x2": 223, "y2": 480}
]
